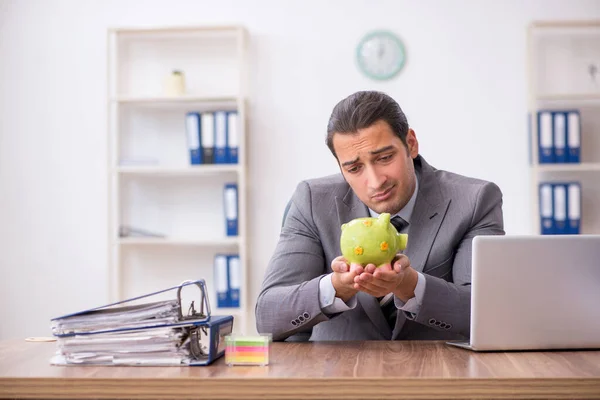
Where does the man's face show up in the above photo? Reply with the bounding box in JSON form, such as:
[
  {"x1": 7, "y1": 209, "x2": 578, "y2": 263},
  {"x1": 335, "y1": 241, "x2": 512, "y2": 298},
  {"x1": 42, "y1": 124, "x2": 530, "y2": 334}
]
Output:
[{"x1": 333, "y1": 120, "x2": 419, "y2": 215}]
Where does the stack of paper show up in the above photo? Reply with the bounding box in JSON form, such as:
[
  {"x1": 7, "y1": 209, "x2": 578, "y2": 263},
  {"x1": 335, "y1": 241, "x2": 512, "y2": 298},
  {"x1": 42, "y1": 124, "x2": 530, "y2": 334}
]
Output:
[
  {"x1": 49, "y1": 280, "x2": 234, "y2": 366},
  {"x1": 51, "y1": 326, "x2": 203, "y2": 366},
  {"x1": 51, "y1": 300, "x2": 180, "y2": 336}
]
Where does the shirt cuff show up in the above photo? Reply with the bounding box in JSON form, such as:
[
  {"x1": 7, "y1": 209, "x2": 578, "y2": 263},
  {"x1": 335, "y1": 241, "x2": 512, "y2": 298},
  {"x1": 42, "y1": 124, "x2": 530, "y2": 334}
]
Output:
[
  {"x1": 394, "y1": 272, "x2": 426, "y2": 320},
  {"x1": 319, "y1": 273, "x2": 357, "y2": 314}
]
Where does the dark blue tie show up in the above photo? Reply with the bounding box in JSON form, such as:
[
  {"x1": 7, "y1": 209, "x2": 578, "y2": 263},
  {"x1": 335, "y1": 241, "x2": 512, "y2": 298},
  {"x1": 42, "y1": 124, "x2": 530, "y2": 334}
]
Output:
[
  {"x1": 391, "y1": 216, "x2": 409, "y2": 233},
  {"x1": 381, "y1": 216, "x2": 409, "y2": 330}
]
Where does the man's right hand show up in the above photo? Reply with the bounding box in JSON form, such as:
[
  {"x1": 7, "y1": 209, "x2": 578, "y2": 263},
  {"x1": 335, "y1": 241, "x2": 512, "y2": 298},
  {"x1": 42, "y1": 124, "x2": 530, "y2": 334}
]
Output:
[{"x1": 330, "y1": 256, "x2": 362, "y2": 302}]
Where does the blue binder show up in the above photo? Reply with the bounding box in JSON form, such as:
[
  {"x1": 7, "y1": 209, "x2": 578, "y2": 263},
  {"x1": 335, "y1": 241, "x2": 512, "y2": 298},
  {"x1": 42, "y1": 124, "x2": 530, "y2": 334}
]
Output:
[
  {"x1": 224, "y1": 183, "x2": 238, "y2": 236},
  {"x1": 227, "y1": 111, "x2": 239, "y2": 164},
  {"x1": 567, "y1": 110, "x2": 581, "y2": 163},
  {"x1": 553, "y1": 112, "x2": 567, "y2": 163},
  {"x1": 227, "y1": 254, "x2": 241, "y2": 308},
  {"x1": 537, "y1": 111, "x2": 554, "y2": 164},
  {"x1": 201, "y1": 112, "x2": 215, "y2": 164},
  {"x1": 214, "y1": 111, "x2": 228, "y2": 164},
  {"x1": 50, "y1": 280, "x2": 233, "y2": 366},
  {"x1": 553, "y1": 183, "x2": 568, "y2": 235},
  {"x1": 539, "y1": 183, "x2": 554, "y2": 235},
  {"x1": 185, "y1": 112, "x2": 202, "y2": 165},
  {"x1": 567, "y1": 182, "x2": 581, "y2": 234},
  {"x1": 214, "y1": 254, "x2": 230, "y2": 307}
]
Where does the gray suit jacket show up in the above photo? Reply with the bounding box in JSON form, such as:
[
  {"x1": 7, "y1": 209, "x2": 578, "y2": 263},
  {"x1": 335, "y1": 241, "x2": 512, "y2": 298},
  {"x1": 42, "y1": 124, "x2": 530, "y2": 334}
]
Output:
[{"x1": 255, "y1": 155, "x2": 504, "y2": 341}]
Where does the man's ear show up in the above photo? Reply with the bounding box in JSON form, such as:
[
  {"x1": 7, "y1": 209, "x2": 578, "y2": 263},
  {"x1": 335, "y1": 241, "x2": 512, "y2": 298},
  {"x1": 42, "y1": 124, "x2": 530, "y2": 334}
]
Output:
[{"x1": 406, "y1": 128, "x2": 419, "y2": 158}]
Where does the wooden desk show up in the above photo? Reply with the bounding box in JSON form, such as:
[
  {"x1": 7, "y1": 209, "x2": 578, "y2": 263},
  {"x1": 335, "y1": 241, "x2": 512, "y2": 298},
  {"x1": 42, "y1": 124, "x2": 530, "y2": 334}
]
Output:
[{"x1": 1, "y1": 340, "x2": 600, "y2": 399}]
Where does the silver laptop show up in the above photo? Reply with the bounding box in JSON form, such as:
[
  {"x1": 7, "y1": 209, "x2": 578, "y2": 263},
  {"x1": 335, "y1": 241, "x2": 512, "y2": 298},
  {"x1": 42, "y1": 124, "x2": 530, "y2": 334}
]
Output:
[{"x1": 447, "y1": 235, "x2": 600, "y2": 351}]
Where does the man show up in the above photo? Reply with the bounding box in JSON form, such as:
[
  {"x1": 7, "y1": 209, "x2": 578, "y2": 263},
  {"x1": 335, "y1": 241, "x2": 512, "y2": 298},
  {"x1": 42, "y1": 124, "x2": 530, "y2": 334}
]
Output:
[{"x1": 255, "y1": 91, "x2": 504, "y2": 341}]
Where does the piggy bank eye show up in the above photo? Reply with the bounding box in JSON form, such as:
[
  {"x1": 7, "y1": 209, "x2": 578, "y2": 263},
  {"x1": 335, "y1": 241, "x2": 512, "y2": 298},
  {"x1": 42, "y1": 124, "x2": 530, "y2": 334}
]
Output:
[
  {"x1": 380, "y1": 242, "x2": 389, "y2": 251},
  {"x1": 354, "y1": 246, "x2": 364, "y2": 255}
]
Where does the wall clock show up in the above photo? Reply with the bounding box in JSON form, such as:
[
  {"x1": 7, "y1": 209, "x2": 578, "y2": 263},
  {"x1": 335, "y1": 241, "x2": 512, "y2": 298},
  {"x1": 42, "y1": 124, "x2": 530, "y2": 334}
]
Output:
[{"x1": 356, "y1": 30, "x2": 406, "y2": 81}]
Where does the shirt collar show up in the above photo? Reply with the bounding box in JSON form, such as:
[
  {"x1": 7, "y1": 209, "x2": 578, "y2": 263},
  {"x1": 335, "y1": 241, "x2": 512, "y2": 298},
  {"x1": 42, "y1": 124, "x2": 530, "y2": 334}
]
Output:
[{"x1": 368, "y1": 173, "x2": 419, "y2": 223}]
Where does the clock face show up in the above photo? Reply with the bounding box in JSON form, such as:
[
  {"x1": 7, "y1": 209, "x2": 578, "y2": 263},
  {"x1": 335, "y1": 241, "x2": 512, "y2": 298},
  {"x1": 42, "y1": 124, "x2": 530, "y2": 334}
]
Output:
[{"x1": 356, "y1": 31, "x2": 406, "y2": 81}]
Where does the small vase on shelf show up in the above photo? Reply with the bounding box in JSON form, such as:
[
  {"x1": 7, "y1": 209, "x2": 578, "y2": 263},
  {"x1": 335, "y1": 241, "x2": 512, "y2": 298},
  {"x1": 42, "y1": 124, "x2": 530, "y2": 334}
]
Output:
[{"x1": 163, "y1": 70, "x2": 186, "y2": 97}]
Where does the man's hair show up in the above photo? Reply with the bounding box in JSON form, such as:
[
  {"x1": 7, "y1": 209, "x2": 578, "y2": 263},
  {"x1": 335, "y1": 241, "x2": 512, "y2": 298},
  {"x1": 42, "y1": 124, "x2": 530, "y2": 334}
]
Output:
[{"x1": 325, "y1": 91, "x2": 409, "y2": 158}]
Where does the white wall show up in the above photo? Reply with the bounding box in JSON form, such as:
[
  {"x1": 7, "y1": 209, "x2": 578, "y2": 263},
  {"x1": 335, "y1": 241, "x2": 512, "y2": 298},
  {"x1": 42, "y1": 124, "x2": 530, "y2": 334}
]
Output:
[{"x1": 1, "y1": 0, "x2": 599, "y2": 339}]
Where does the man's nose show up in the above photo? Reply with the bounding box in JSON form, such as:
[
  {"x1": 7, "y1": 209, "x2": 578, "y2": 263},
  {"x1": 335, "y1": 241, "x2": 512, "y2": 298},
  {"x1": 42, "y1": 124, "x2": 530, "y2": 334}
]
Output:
[{"x1": 366, "y1": 167, "x2": 386, "y2": 190}]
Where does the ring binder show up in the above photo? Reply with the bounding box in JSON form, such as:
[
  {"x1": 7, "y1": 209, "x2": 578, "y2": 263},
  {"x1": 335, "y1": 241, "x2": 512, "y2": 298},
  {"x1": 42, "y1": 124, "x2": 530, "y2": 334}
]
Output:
[{"x1": 50, "y1": 279, "x2": 233, "y2": 366}]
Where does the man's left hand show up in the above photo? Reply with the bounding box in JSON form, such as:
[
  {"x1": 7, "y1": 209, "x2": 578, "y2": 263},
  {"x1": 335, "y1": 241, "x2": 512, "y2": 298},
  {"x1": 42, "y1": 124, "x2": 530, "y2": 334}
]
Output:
[{"x1": 353, "y1": 254, "x2": 419, "y2": 302}]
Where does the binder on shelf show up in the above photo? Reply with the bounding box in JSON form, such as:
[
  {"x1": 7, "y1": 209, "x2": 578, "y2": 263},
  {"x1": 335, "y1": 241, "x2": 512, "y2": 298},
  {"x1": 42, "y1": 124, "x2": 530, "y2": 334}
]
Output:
[
  {"x1": 553, "y1": 112, "x2": 567, "y2": 163},
  {"x1": 201, "y1": 112, "x2": 215, "y2": 164},
  {"x1": 553, "y1": 183, "x2": 568, "y2": 235},
  {"x1": 537, "y1": 111, "x2": 553, "y2": 164},
  {"x1": 50, "y1": 279, "x2": 234, "y2": 366},
  {"x1": 539, "y1": 183, "x2": 554, "y2": 235},
  {"x1": 227, "y1": 111, "x2": 239, "y2": 164},
  {"x1": 567, "y1": 182, "x2": 581, "y2": 234},
  {"x1": 214, "y1": 111, "x2": 228, "y2": 164},
  {"x1": 228, "y1": 254, "x2": 241, "y2": 308},
  {"x1": 567, "y1": 110, "x2": 581, "y2": 163},
  {"x1": 214, "y1": 254, "x2": 229, "y2": 308},
  {"x1": 185, "y1": 112, "x2": 202, "y2": 165},
  {"x1": 224, "y1": 183, "x2": 238, "y2": 236}
]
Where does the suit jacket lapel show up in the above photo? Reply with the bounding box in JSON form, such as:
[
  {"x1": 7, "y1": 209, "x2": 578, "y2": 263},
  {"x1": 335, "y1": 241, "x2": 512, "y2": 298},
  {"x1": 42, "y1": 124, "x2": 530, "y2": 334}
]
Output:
[
  {"x1": 336, "y1": 186, "x2": 393, "y2": 338},
  {"x1": 403, "y1": 157, "x2": 451, "y2": 274},
  {"x1": 392, "y1": 156, "x2": 451, "y2": 338}
]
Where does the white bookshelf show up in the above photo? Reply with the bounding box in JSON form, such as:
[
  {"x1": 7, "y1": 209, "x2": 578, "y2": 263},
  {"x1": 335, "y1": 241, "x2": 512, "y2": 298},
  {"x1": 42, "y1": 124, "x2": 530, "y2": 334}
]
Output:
[
  {"x1": 527, "y1": 20, "x2": 600, "y2": 235},
  {"x1": 107, "y1": 25, "x2": 249, "y2": 334}
]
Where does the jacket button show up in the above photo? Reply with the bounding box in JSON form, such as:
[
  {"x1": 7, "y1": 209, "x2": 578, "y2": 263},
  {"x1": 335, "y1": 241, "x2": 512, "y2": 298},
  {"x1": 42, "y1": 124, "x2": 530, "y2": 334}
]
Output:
[
  {"x1": 291, "y1": 320, "x2": 298, "y2": 326},
  {"x1": 429, "y1": 318, "x2": 436, "y2": 325},
  {"x1": 303, "y1": 312, "x2": 310, "y2": 319}
]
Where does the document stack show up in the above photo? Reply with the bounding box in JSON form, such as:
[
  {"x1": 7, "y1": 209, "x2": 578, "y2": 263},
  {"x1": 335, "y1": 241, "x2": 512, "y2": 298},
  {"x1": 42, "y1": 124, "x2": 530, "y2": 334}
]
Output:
[{"x1": 50, "y1": 280, "x2": 233, "y2": 366}]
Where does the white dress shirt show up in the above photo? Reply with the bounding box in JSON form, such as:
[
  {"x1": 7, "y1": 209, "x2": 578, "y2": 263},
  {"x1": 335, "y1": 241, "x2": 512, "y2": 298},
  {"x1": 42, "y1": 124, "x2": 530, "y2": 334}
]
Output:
[{"x1": 318, "y1": 175, "x2": 425, "y2": 320}]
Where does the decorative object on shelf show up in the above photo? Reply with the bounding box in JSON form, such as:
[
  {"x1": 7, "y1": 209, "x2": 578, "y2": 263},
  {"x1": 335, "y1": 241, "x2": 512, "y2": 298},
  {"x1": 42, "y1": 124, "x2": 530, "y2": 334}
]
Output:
[
  {"x1": 340, "y1": 213, "x2": 408, "y2": 267},
  {"x1": 356, "y1": 30, "x2": 406, "y2": 81},
  {"x1": 119, "y1": 225, "x2": 165, "y2": 238},
  {"x1": 164, "y1": 70, "x2": 186, "y2": 96},
  {"x1": 589, "y1": 63, "x2": 598, "y2": 84}
]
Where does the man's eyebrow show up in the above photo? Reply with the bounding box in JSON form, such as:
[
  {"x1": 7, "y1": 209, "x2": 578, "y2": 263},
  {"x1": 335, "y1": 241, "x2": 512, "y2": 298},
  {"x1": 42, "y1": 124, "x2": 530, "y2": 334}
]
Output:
[
  {"x1": 341, "y1": 146, "x2": 395, "y2": 167},
  {"x1": 341, "y1": 157, "x2": 359, "y2": 167},
  {"x1": 370, "y1": 145, "x2": 394, "y2": 156}
]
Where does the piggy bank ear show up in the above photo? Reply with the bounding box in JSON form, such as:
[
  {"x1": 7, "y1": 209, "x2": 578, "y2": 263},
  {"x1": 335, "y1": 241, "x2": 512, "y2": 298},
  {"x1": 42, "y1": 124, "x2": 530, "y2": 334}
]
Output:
[{"x1": 378, "y1": 213, "x2": 391, "y2": 225}]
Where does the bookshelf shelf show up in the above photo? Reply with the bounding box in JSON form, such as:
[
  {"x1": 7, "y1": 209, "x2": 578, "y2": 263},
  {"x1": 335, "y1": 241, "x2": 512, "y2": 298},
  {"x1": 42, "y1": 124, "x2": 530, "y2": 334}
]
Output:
[
  {"x1": 112, "y1": 95, "x2": 239, "y2": 108},
  {"x1": 534, "y1": 163, "x2": 600, "y2": 173},
  {"x1": 535, "y1": 93, "x2": 600, "y2": 102},
  {"x1": 108, "y1": 25, "x2": 250, "y2": 334},
  {"x1": 118, "y1": 237, "x2": 242, "y2": 247},
  {"x1": 116, "y1": 165, "x2": 241, "y2": 176}
]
